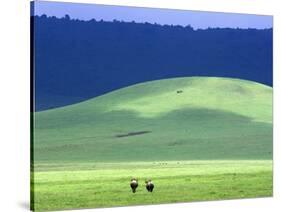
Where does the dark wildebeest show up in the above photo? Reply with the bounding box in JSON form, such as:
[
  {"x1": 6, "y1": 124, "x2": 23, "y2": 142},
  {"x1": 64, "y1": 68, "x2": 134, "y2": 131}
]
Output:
[
  {"x1": 130, "y1": 178, "x2": 138, "y2": 193},
  {"x1": 145, "y1": 179, "x2": 154, "y2": 192}
]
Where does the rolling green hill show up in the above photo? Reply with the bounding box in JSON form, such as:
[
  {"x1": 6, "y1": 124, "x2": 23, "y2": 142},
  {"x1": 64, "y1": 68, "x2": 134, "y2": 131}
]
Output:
[
  {"x1": 33, "y1": 77, "x2": 272, "y2": 163},
  {"x1": 32, "y1": 77, "x2": 273, "y2": 210}
]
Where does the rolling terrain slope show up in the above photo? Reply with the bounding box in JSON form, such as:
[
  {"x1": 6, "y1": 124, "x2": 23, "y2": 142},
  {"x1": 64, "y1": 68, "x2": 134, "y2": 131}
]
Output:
[
  {"x1": 32, "y1": 77, "x2": 273, "y2": 210},
  {"x1": 33, "y1": 77, "x2": 273, "y2": 163}
]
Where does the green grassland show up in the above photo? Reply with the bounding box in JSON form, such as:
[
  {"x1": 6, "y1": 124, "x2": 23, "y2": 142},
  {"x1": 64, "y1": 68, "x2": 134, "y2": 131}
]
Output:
[
  {"x1": 32, "y1": 77, "x2": 273, "y2": 211},
  {"x1": 32, "y1": 161, "x2": 272, "y2": 211}
]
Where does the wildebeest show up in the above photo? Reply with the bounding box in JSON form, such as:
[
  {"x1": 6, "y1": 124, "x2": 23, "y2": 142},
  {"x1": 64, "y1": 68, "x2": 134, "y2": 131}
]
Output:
[
  {"x1": 145, "y1": 179, "x2": 154, "y2": 192},
  {"x1": 130, "y1": 178, "x2": 138, "y2": 193}
]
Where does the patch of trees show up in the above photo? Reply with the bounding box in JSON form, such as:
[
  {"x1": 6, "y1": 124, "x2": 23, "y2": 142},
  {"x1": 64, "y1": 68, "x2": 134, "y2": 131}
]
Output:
[{"x1": 32, "y1": 15, "x2": 272, "y2": 111}]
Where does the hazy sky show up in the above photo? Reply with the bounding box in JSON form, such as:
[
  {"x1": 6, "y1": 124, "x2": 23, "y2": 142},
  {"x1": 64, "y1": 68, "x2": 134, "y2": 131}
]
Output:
[{"x1": 32, "y1": 1, "x2": 273, "y2": 29}]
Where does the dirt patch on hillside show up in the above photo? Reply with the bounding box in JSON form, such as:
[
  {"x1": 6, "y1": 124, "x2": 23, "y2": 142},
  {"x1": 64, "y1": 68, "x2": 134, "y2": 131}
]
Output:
[{"x1": 115, "y1": 131, "x2": 151, "y2": 138}]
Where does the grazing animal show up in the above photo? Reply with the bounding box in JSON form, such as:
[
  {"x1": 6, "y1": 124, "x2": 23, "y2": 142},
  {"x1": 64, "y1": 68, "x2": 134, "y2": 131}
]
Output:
[
  {"x1": 145, "y1": 179, "x2": 154, "y2": 192},
  {"x1": 176, "y1": 90, "x2": 183, "y2": 94},
  {"x1": 130, "y1": 178, "x2": 138, "y2": 193}
]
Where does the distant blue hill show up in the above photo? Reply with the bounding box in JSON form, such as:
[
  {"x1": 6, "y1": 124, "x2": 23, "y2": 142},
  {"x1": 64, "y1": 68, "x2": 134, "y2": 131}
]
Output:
[{"x1": 32, "y1": 15, "x2": 273, "y2": 111}]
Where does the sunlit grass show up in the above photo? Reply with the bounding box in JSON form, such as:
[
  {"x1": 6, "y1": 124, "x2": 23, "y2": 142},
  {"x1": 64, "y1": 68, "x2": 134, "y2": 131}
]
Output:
[
  {"x1": 32, "y1": 77, "x2": 273, "y2": 210},
  {"x1": 32, "y1": 160, "x2": 272, "y2": 211}
]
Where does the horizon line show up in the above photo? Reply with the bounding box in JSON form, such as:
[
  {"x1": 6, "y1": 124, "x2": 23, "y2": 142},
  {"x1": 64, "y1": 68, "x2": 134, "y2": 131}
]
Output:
[
  {"x1": 32, "y1": 14, "x2": 273, "y2": 30},
  {"x1": 32, "y1": 1, "x2": 273, "y2": 30}
]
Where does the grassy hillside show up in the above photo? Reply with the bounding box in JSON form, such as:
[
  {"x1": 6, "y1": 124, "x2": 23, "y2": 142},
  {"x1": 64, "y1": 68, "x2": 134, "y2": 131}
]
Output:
[
  {"x1": 34, "y1": 15, "x2": 273, "y2": 111},
  {"x1": 32, "y1": 77, "x2": 273, "y2": 211},
  {"x1": 33, "y1": 77, "x2": 272, "y2": 163}
]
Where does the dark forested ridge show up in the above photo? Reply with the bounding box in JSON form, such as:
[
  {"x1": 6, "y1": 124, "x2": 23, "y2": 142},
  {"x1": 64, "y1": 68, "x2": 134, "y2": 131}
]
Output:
[{"x1": 32, "y1": 15, "x2": 273, "y2": 111}]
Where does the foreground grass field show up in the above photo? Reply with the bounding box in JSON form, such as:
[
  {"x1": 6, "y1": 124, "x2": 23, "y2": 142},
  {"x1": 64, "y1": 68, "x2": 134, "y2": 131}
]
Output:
[
  {"x1": 32, "y1": 77, "x2": 273, "y2": 210},
  {"x1": 32, "y1": 161, "x2": 272, "y2": 211}
]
